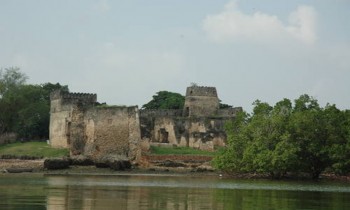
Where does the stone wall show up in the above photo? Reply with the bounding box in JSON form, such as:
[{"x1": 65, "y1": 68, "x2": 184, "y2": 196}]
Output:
[
  {"x1": 185, "y1": 86, "x2": 218, "y2": 97},
  {"x1": 49, "y1": 90, "x2": 97, "y2": 149},
  {"x1": 50, "y1": 86, "x2": 242, "y2": 156},
  {"x1": 49, "y1": 90, "x2": 141, "y2": 161},
  {"x1": 217, "y1": 107, "x2": 243, "y2": 118},
  {"x1": 140, "y1": 86, "x2": 241, "y2": 151},
  {"x1": 82, "y1": 106, "x2": 141, "y2": 161},
  {"x1": 141, "y1": 116, "x2": 230, "y2": 151},
  {"x1": 49, "y1": 96, "x2": 73, "y2": 148},
  {"x1": 140, "y1": 109, "x2": 183, "y2": 118}
]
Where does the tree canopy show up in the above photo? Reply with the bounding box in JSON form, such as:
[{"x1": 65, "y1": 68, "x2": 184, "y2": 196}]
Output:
[
  {"x1": 214, "y1": 94, "x2": 350, "y2": 179},
  {"x1": 0, "y1": 67, "x2": 68, "y2": 140},
  {"x1": 142, "y1": 91, "x2": 185, "y2": 110}
]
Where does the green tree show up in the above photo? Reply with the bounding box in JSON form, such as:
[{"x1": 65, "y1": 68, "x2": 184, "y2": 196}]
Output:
[
  {"x1": 0, "y1": 67, "x2": 68, "y2": 140},
  {"x1": 288, "y1": 95, "x2": 330, "y2": 179},
  {"x1": 240, "y1": 99, "x2": 298, "y2": 178},
  {"x1": 142, "y1": 91, "x2": 185, "y2": 110},
  {"x1": 14, "y1": 85, "x2": 49, "y2": 139},
  {"x1": 0, "y1": 67, "x2": 28, "y2": 98},
  {"x1": 214, "y1": 95, "x2": 347, "y2": 179},
  {"x1": 325, "y1": 106, "x2": 350, "y2": 175},
  {"x1": 14, "y1": 83, "x2": 68, "y2": 139},
  {"x1": 214, "y1": 99, "x2": 299, "y2": 178},
  {"x1": 0, "y1": 67, "x2": 28, "y2": 133},
  {"x1": 219, "y1": 102, "x2": 233, "y2": 109},
  {"x1": 213, "y1": 111, "x2": 249, "y2": 172}
]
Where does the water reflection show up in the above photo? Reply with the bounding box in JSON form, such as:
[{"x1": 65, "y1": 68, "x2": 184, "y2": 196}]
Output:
[
  {"x1": 45, "y1": 176, "x2": 223, "y2": 210},
  {"x1": 1, "y1": 174, "x2": 350, "y2": 210}
]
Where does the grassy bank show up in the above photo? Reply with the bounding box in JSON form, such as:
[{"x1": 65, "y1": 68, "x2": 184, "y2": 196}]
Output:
[
  {"x1": 149, "y1": 146, "x2": 217, "y2": 156},
  {"x1": 0, "y1": 141, "x2": 69, "y2": 158}
]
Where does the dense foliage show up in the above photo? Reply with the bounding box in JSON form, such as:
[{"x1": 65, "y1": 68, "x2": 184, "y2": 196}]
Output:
[
  {"x1": 142, "y1": 91, "x2": 185, "y2": 110},
  {"x1": 150, "y1": 145, "x2": 216, "y2": 156},
  {"x1": 0, "y1": 67, "x2": 68, "y2": 140},
  {"x1": 214, "y1": 95, "x2": 350, "y2": 179}
]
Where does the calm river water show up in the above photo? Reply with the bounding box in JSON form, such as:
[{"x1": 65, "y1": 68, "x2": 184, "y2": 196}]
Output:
[{"x1": 0, "y1": 173, "x2": 350, "y2": 210}]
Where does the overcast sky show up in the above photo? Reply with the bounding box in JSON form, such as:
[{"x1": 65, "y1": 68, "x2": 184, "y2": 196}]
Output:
[{"x1": 1, "y1": 0, "x2": 349, "y2": 112}]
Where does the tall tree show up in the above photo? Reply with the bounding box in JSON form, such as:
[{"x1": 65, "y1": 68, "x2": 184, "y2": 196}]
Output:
[
  {"x1": 0, "y1": 67, "x2": 68, "y2": 139},
  {"x1": 0, "y1": 67, "x2": 28, "y2": 133},
  {"x1": 288, "y1": 95, "x2": 330, "y2": 179},
  {"x1": 0, "y1": 67, "x2": 27, "y2": 98}
]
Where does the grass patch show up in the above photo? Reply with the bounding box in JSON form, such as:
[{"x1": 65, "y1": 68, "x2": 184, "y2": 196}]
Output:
[
  {"x1": 0, "y1": 141, "x2": 69, "y2": 158},
  {"x1": 150, "y1": 146, "x2": 216, "y2": 156}
]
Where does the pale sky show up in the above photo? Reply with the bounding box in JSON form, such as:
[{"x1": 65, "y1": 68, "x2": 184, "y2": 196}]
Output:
[{"x1": 1, "y1": 0, "x2": 349, "y2": 112}]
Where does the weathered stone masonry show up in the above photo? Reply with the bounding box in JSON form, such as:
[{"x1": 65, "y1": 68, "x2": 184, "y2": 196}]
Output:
[
  {"x1": 49, "y1": 86, "x2": 242, "y2": 159},
  {"x1": 140, "y1": 86, "x2": 242, "y2": 150},
  {"x1": 49, "y1": 90, "x2": 140, "y2": 161}
]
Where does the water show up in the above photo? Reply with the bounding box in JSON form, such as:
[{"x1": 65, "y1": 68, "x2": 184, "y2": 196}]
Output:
[{"x1": 1, "y1": 173, "x2": 350, "y2": 210}]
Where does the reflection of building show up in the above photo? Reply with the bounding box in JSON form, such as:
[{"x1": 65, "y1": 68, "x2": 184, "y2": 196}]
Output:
[
  {"x1": 49, "y1": 86, "x2": 242, "y2": 160},
  {"x1": 45, "y1": 176, "x2": 225, "y2": 210}
]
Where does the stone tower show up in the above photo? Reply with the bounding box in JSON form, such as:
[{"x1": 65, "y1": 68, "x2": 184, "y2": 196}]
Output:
[
  {"x1": 49, "y1": 90, "x2": 97, "y2": 148},
  {"x1": 183, "y1": 86, "x2": 220, "y2": 117}
]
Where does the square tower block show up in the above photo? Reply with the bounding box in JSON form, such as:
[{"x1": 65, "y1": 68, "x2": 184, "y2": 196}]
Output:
[{"x1": 183, "y1": 86, "x2": 220, "y2": 117}]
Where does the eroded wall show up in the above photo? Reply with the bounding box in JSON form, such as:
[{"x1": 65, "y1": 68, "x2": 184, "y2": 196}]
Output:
[
  {"x1": 49, "y1": 91, "x2": 97, "y2": 149},
  {"x1": 49, "y1": 90, "x2": 141, "y2": 161},
  {"x1": 83, "y1": 107, "x2": 141, "y2": 160},
  {"x1": 49, "y1": 98, "x2": 72, "y2": 148},
  {"x1": 142, "y1": 116, "x2": 230, "y2": 151}
]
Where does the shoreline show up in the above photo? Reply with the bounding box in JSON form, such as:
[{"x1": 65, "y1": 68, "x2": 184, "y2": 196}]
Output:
[{"x1": 1, "y1": 159, "x2": 350, "y2": 182}]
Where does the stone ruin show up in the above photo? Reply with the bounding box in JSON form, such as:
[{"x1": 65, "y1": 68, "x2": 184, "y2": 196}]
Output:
[
  {"x1": 49, "y1": 90, "x2": 140, "y2": 162},
  {"x1": 140, "y1": 86, "x2": 242, "y2": 151},
  {"x1": 49, "y1": 86, "x2": 242, "y2": 162}
]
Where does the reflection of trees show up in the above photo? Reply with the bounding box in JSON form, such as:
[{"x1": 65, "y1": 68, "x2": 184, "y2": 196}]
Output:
[{"x1": 213, "y1": 188, "x2": 348, "y2": 210}]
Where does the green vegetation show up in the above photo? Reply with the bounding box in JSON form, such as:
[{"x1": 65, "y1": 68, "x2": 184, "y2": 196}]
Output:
[
  {"x1": 219, "y1": 102, "x2": 232, "y2": 109},
  {"x1": 0, "y1": 67, "x2": 68, "y2": 140},
  {"x1": 142, "y1": 89, "x2": 232, "y2": 110},
  {"x1": 150, "y1": 145, "x2": 216, "y2": 156},
  {"x1": 0, "y1": 141, "x2": 69, "y2": 158},
  {"x1": 214, "y1": 95, "x2": 350, "y2": 179},
  {"x1": 142, "y1": 91, "x2": 185, "y2": 110}
]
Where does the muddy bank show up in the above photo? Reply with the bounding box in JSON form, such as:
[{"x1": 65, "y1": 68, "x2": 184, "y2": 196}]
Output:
[
  {"x1": 2, "y1": 158, "x2": 350, "y2": 182},
  {"x1": 0, "y1": 159, "x2": 44, "y2": 172},
  {"x1": 0, "y1": 157, "x2": 216, "y2": 176}
]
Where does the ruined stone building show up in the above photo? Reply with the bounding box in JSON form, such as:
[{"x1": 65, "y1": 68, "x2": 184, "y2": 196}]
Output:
[
  {"x1": 49, "y1": 86, "x2": 242, "y2": 160},
  {"x1": 49, "y1": 91, "x2": 140, "y2": 161},
  {"x1": 140, "y1": 86, "x2": 242, "y2": 150}
]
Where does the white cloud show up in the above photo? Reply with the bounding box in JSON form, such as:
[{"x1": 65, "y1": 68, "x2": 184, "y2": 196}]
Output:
[
  {"x1": 203, "y1": 1, "x2": 317, "y2": 44},
  {"x1": 93, "y1": 0, "x2": 110, "y2": 13},
  {"x1": 287, "y1": 6, "x2": 317, "y2": 44}
]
